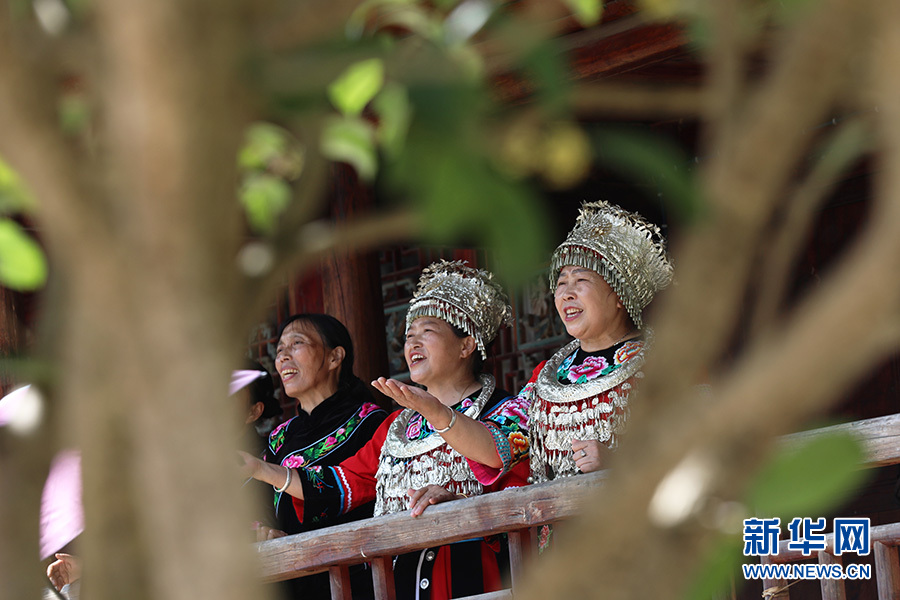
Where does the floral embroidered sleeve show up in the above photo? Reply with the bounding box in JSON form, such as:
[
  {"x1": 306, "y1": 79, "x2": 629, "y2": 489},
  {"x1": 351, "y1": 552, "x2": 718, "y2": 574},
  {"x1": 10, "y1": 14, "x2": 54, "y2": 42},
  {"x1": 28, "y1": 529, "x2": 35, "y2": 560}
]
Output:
[
  {"x1": 292, "y1": 411, "x2": 398, "y2": 524},
  {"x1": 466, "y1": 361, "x2": 544, "y2": 485}
]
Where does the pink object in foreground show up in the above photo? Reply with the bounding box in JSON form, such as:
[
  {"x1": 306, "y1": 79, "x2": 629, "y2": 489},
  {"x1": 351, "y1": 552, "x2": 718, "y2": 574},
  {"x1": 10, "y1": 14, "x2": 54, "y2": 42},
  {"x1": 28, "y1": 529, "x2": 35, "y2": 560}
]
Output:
[
  {"x1": 0, "y1": 385, "x2": 84, "y2": 559},
  {"x1": 40, "y1": 449, "x2": 83, "y2": 560},
  {"x1": 229, "y1": 370, "x2": 268, "y2": 395},
  {"x1": 3, "y1": 372, "x2": 254, "y2": 559}
]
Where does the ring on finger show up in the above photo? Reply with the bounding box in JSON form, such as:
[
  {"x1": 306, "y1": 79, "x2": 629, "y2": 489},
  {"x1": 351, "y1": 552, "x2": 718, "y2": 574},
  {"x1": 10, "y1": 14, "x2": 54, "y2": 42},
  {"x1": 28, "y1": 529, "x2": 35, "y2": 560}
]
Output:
[{"x1": 580, "y1": 449, "x2": 587, "y2": 458}]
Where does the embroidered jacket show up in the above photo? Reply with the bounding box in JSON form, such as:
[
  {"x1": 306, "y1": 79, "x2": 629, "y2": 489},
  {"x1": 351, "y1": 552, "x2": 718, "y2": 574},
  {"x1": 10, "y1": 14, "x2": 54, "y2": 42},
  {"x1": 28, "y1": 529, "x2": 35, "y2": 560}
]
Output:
[{"x1": 469, "y1": 338, "x2": 646, "y2": 484}]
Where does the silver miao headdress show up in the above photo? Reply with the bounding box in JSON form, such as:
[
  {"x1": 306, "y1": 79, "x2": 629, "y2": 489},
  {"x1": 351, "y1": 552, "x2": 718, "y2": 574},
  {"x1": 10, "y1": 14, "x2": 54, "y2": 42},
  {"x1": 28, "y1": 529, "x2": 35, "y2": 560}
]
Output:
[
  {"x1": 550, "y1": 201, "x2": 674, "y2": 329},
  {"x1": 406, "y1": 260, "x2": 513, "y2": 360}
]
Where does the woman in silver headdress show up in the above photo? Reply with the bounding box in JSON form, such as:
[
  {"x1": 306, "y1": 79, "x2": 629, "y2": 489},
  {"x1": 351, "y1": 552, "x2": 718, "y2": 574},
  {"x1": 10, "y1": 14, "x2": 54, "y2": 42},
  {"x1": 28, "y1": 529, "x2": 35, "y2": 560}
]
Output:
[
  {"x1": 458, "y1": 200, "x2": 674, "y2": 488},
  {"x1": 239, "y1": 260, "x2": 529, "y2": 600},
  {"x1": 523, "y1": 200, "x2": 673, "y2": 482}
]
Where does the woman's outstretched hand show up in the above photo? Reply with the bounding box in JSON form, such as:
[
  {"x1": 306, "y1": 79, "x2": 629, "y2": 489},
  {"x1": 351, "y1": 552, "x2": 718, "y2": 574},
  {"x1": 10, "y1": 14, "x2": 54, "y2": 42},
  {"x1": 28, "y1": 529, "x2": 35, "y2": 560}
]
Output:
[
  {"x1": 407, "y1": 485, "x2": 461, "y2": 518},
  {"x1": 372, "y1": 378, "x2": 444, "y2": 421}
]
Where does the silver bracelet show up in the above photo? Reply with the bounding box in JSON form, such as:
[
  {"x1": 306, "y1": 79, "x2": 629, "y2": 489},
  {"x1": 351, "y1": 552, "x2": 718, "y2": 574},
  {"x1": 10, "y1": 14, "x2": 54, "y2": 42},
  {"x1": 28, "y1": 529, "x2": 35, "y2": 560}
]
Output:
[
  {"x1": 433, "y1": 407, "x2": 458, "y2": 434},
  {"x1": 273, "y1": 465, "x2": 292, "y2": 493}
]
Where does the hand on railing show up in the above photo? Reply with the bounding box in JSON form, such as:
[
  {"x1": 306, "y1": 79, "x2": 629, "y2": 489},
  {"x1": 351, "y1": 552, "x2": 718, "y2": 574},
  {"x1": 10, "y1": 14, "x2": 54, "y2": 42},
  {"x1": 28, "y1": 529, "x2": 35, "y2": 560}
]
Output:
[
  {"x1": 571, "y1": 439, "x2": 609, "y2": 474},
  {"x1": 252, "y1": 522, "x2": 288, "y2": 542},
  {"x1": 407, "y1": 485, "x2": 463, "y2": 518},
  {"x1": 47, "y1": 552, "x2": 82, "y2": 591}
]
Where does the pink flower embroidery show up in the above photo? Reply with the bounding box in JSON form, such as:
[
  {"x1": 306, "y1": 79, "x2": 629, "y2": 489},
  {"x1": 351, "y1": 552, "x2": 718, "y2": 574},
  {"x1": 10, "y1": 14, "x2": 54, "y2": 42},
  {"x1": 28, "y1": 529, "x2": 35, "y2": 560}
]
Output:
[
  {"x1": 271, "y1": 421, "x2": 289, "y2": 437},
  {"x1": 461, "y1": 398, "x2": 474, "y2": 409},
  {"x1": 359, "y1": 402, "x2": 380, "y2": 418},
  {"x1": 567, "y1": 356, "x2": 609, "y2": 383},
  {"x1": 406, "y1": 416, "x2": 423, "y2": 438},
  {"x1": 538, "y1": 524, "x2": 553, "y2": 552},
  {"x1": 337, "y1": 428, "x2": 346, "y2": 436},
  {"x1": 283, "y1": 455, "x2": 306, "y2": 468},
  {"x1": 499, "y1": 397, "x2": 528, "y2": 422},
  {"x1": 324, "y1": 435, "x2": 338, "y2": 447}
]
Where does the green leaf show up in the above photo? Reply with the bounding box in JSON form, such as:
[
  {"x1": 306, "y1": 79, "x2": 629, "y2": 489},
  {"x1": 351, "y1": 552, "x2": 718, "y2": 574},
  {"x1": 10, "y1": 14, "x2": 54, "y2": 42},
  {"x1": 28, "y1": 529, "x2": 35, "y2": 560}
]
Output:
[
  {"x1": 239, "y1": 123, "x2": 288, "y2": 171},
  {"x1": 772, "y1": 0, "x2": 821, "y2": 25},
  {"x1": 521, "y1": 39, "x2": 572, "y2": 117},
  {"x1": 238, "y1": 122, "x2": 305, "y2": 180},
  {"x1": 320, "y1": 116, "x2": 378, "y2": 181},
  {"x1": 63, "y1": 0, "x2": 91, "y2": 19},
  {"x1": 811, "y1": 118, "x2": 871, "y2": 177},
  {"x1": 747, "y1": 431, "x2": 867, "y2": 521},
  {"x1": 0, "y1": 157, "x2": 36, "y2": 213},
  {"x1": 368, "y1": 6, "x2": 442, "y2": 40},
  {"x1": 372, "y1": 83, "x2": 412, "y2": 159},
  {"x1": 387, "y1": 126, "x2": 551, "y2": 286},
  {"x1": 239, "y1": 174, "x2": 292, "y2": 234},
  {"x1": 327, "y1": 58, "x2": 385, "y2": 117},
  {"x1": 59, "y1": 93, "x2": 90, "y2": 135},
  {"x1": 444, "y1": 0, "x2": 493, "y2": 43},
  {"x1": 564, "y1": 0, "x2": 603, "y2": 27},
  {"x1": 0, "y1": 219, "x2": 47, "y2": 290},
  {"x1": 682, "y1": 537, "x2": 744, "y2": 600},
  {"x1": 347, "y1": 0, "x2": 416, "y2": 39},
  {"x1": 594, "y1": 128, "x2": 705, "y2": 222},
  {"x1": 684, "y1": 11, "x2": 712, "y2": 51},
  {"x1": 636, "y1": 0, "x2": 681, "y2": 19},
  {"x1": 540, "y1": 122, "x2": 592, "y2": 189}
]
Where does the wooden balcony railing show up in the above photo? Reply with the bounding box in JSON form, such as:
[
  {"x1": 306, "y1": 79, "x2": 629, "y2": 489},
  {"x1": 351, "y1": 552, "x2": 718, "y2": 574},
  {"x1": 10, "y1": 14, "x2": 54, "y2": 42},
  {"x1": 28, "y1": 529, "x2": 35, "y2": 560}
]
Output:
[{"x1": 255, "y1": 413, "x2": 900, "y2": 600}]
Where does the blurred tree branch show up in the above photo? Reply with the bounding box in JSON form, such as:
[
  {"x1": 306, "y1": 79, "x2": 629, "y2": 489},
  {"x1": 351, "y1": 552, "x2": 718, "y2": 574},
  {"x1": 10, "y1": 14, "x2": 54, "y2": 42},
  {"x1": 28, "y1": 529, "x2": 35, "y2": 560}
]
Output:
[
  {"x1": 571, "y1": 83, "x2": 703, "y2": 118},
  {"x1": 751, "y1": 117, "x2": 872, "y2": 335},
  {"x1": 246, "y1": 208, "x2": 421, "y2": 317}
]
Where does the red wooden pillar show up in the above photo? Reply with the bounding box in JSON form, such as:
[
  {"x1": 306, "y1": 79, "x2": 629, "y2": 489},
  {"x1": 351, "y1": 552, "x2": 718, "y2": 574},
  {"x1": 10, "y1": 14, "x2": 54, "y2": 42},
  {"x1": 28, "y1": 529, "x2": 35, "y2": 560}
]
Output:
[
  {"x1": 321, "y1": 165, "x2": 390, "y2": 395},
  {"x1": 0, "y1": 287, "x2": 24, "y2": 396},
  {"x1": 289, "y1": 268, "x2": 325, "y2": 315}
]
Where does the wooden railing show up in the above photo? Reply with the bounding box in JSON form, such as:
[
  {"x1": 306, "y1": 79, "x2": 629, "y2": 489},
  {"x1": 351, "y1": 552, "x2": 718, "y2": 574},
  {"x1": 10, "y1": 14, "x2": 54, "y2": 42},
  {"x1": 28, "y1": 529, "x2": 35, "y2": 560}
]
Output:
[{"x1": 255, "y1": 413, "x2": 900, "y2": 600}]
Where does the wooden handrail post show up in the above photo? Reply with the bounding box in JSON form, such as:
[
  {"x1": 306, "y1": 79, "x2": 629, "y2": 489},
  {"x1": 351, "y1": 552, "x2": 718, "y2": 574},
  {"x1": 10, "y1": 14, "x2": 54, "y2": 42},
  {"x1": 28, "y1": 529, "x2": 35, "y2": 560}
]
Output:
[
  {"x1": 760, "y1": 555, "x2": 790, "y2": 599},
  {"x1": 329, "y1": 565, "x2": 353, "y2": 600},
  {"x1": 816, "y1": 551, "x2": 847, "y2": 600},
  {"x1": 874, "y1": 542, "x2": 900, "y2": 600},
  {"x1": 372, "y1": 556, "x2": 396, "y2": 600},
  {"x1": 507, "y1": 527, "x2": 534, "y2": 592}
]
